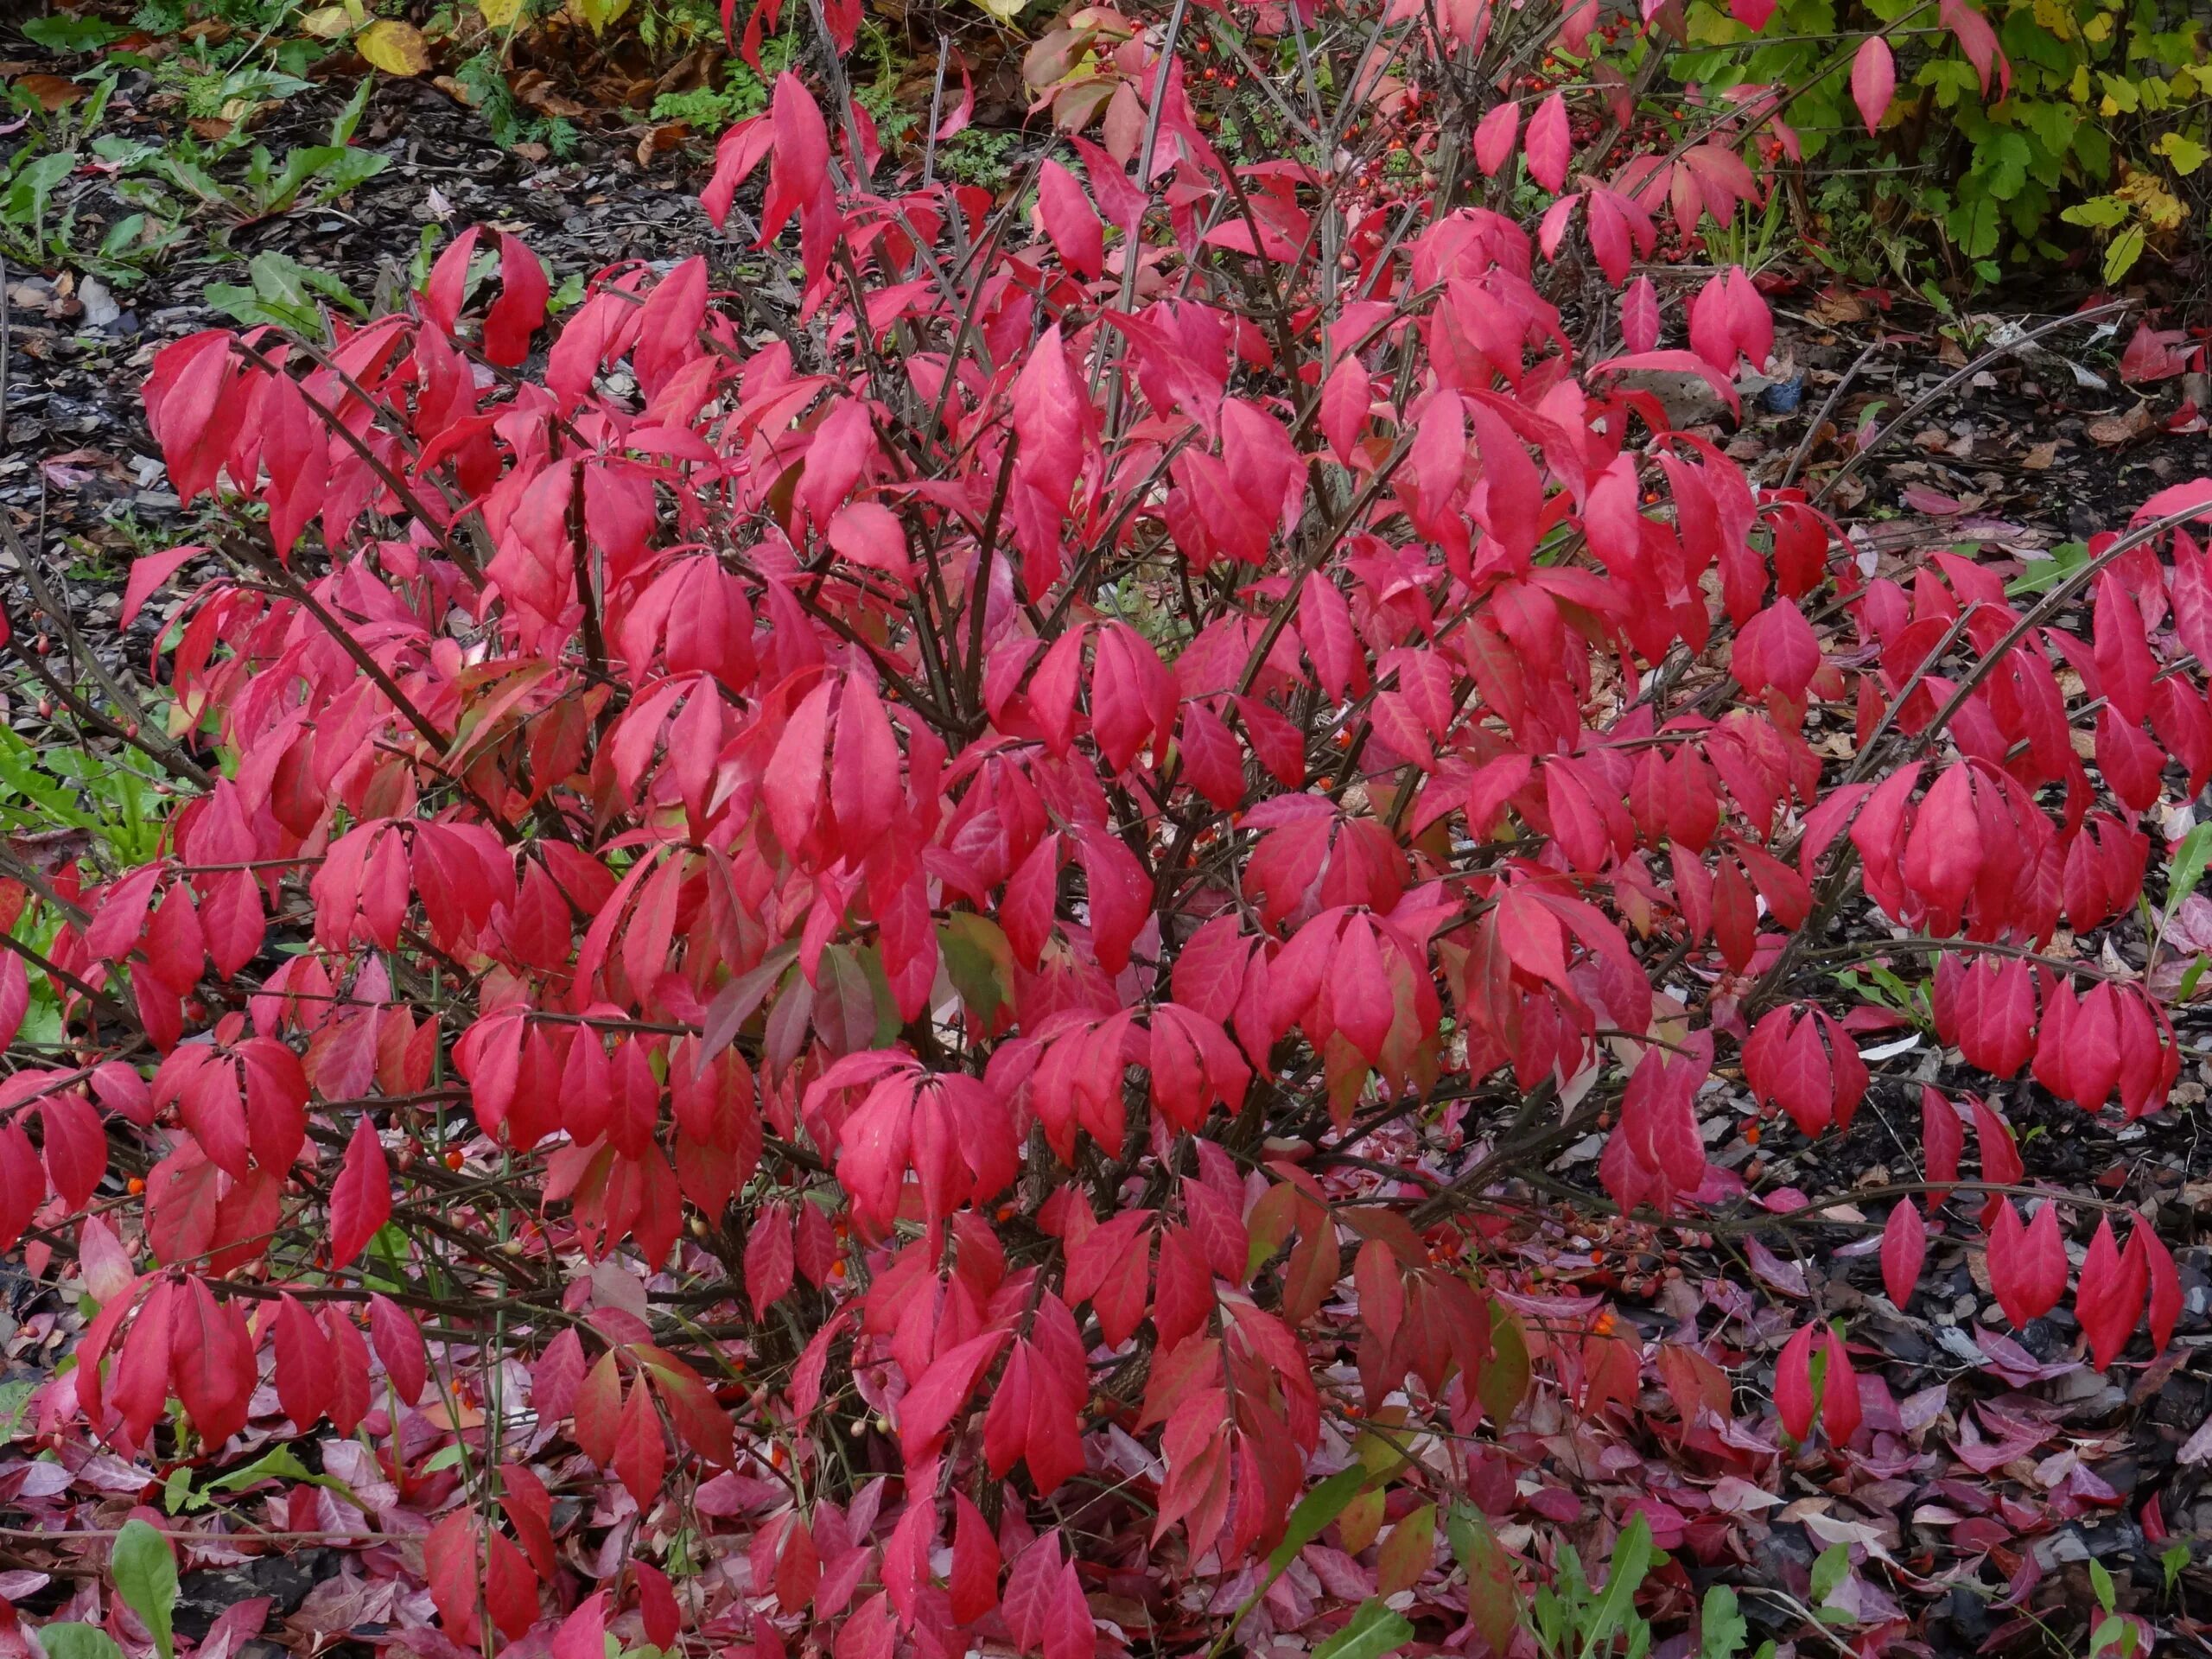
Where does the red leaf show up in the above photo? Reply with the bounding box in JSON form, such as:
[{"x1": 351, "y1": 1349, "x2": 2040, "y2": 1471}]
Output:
[
  {"x1": 1037, "y1": 160, "x2": 1105, "y2": 280},
  {"x1": 746, "y1": 1201, "x2": 797, "y2": 1317},
  {"x1": 1987, "y1": 1200, "x2": 2068, "y2": 1329},
  {"x1": 634, "y1": 1561, "x2": 679, "y2": 1650},
  {"x1": 425, "y1": 1511, "x2": 482, "y2": 1643},
  {"x1": 898, "y1": 1329, "x2": 1007, "y2": 1459},
  {"x1": 1940, "y1": 0, "x2": 2009, "y2": 95},
  {"x1": 2075, "y1": 1216, "x2": 2147, "y2": 1370},
  {"x1": 1850, "y1": 36, "x2": 1895, "y2": 133},
  {"x1": 1523, "y1": 93, "x2": 1570, "y2": 193},
  {"x1": 1473, "y1": 101, "x2": 1519, "y2": 175},
  {"x1": 950, "y1": 1490, "x2": 1001, "y2": 1624},
  {"x1": 1620, "y1": 276, "x2": 1659, "y2": 354},
  {"x1": 613, "y1": 1375, "x2": 666, "y2": 1504},
  {"x1": 121, "y1": 545, "x2": 204, "y2": 630},
  {"x1": 1880, "y1": 1198, "x2": 1926, "y2": 1309},
  {"x1": 2129, "y1": 1224, "x2": 2181, "y2": 1353},
  {"x1": 485, "y1": 1529, "x2": 538, "y2": 1641},
  {"x1": 1773, "y1": 1322, "x2": 1816, "y2": 1441},
  {"x1": 168, "y1": 1276, "x2": 252, "y2": 1450},
  {"x1": 484, "y1": 232, "x2": 550, "y2": 365},
  {"x1": 1319, "y1": 354, "x2": 1372, "y2": 466},
  {"x1": 326, "y1": 1307, "x2": 372, "y2": 1437},
  {"x1": 1818, "y1": 1326, "x2": 1861, "y2": 1446},
  {"x1": 369, "y1": 1294, "x2": 427, "y2": 1406},
  {"x1": 328, "y1": 1116, "x2": 391, "y2": 1268},
  {"x1": 41, "y1": 1090, "x2": 105, "y2": 1211},
  {"x1": 273, "y1": 1292, "x2": 334, "y2": 1431}
]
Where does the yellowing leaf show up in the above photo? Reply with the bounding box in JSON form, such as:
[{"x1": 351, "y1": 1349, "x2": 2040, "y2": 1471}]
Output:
[
  {"x1": 298, "y1": 5, "x2": 352, "y2": 37},
  {"x1": 358, "y1": 19, "x2": 430, "y2": 76},
  {"x1": 2158, "y1": 132, "x2": 2209, "y2": 177},
  {"x1": 478, "y1": 0, "x2": 523, "y2": 23},
  {"x1": 569, "y1": 0, "x2": 632, "y2": 32},
  {"x1": 970, "y1": 0, "x2": 1027, "y2": 21}
]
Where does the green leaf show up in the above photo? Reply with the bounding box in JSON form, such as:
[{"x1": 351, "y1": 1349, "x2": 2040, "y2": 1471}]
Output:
[
  {"x1": 2158, "y1": 133, "x2": 2209, "y2": 177},
  {"x1": 111, "y1": 1519, "x2": 178, "y2": 1659},
  {"x1": 2165, "y1": 826, "x2": 2212, "y2": 915},
  {"x1": 0, "y1": 1379, "x2": 33, "y2": 1438},
  {"x1": 1974, "y1": 130, "x2": 2031, "y2": 200},
  {"x1": 22, "y1": 16, "x2": 129, "y2": 48},
  {"x1": 1268, "y1": 1467, "x2": 1370, "y2": 1572},
  {"x1": 1313, "y1": 1599, "x2": 1414, "y2": 1659},
  {"x1": 1808, "y1": 1541, "x2": 1851, "y2": 1609},
  {"x1": 204, "y1": 1444, "x2": 319, "y2": 1492},
  {"x1": 5, "y1": 149, "x2": 79, "y2": 232},
  {"x1": 330, "y1": 75, "x2": 376, "y2": 147},
  {"x1": 939, "y1": 914, "x2": 1011, "y2": 1028},
  {"x1": 2005, "y1": 540, "x2": 2089, "y2": 598},
  {"x1": 2163, "y1": 1543, "x2": 2190, "y2": 1593},
  {"x1": 1698, "y1": 1585, "x2": 1749, "y2": 1659},
  {"x1": 1476, "y1": 1301, "x2": 1530, "y2": 1423},
  {"x1": 161, "y1": 1465, "x2": 198, "y2": 1515},
  {"x1": 1946, "y1": 194, "x2": 2003, "y2": 257},
  {"x1": 1579, "y1": 1515, "x2": 1655, "y2": 1659},
  {"x1": 2104, "y1": 225, "x2": 2146, "y2": 284},
  {"x1": 2089, "y1": 1558, "x2": 2115, "y2": 1612},
  {"x1": 1449, "y1": 1504, "x2": 1524, "y2": 1655},
  {"x1": 39, "y1": 1626, "x2": 127, "y2": 1659}
]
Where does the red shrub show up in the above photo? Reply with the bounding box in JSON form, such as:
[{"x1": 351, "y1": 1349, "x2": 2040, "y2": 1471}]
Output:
[{"x1": 1, "y1": 3, "x2": 2203, "y2": 1656}]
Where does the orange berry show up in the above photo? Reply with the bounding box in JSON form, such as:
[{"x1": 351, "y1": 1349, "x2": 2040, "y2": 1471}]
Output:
[
  {"x1": 444, "y1": 1148, "x2": 465, "y2": 1170},
  {"x1": 127, "y1": 1176, "x2": 146, "y2": 1195}
]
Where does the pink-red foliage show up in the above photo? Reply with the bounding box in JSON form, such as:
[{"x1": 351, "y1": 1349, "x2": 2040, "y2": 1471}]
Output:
[{"x1": 1, "y1": 0, "x2": 2205, "y2": 1654}]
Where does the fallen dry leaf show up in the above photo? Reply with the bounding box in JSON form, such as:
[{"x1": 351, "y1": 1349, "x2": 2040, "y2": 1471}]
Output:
[
  {"x1": 514, "y1": 71, "x2": 588, "y2": 118},
  {"x1": 2086, "y1": 404, "x2": 2152, "y2": 446},
  {"x1": 2022, "y1": 440, "x2": 2061, "y2": 470},
  {"x1": 1808, "y1": 288, "x2": 1869, "y2": 325},
  {"x1": 12, "y1": 73, "x2": 86, "y2": 111}
]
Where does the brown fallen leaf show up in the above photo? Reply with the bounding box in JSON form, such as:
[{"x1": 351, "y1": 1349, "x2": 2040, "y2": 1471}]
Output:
[
  {"x1": 1808, "y1": 288, "x2": 1869, "y2": 325},
  {"x1": 2021, "y1": 440, "x2": 2061, "y2": 470},
  {"x1": 514, "y1": 71, "x2": 588, "y2": 118},
  {"x1": 2086, "y1": 404, "x2": 2152, "y2": 446},
  {"x1": 637, "y1": 122, "x2": 689, "y2": 166},
  {"x1": 11, "y1": 73, "x2": 86, "y2": 111}
]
